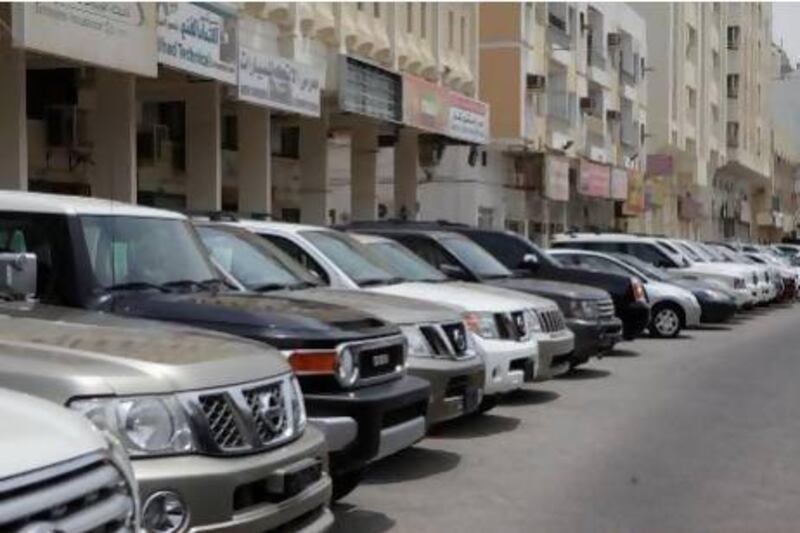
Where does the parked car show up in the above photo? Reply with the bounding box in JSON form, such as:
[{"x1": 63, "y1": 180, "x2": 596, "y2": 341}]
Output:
[
  {"x1": 0, "y1": 387, "x2": 140, "y2": 532},
  {"x1": 550, "y1": 249, "x2": 702, "y2": 338},
  {"x1": 551, "y1": 233, "x2": 756, "y2": 308},
  {"x1": 342, "y1": 221, "x2": 635, "y2": 348},
  {"x1": 194, "y1": 222, "x2": 485, "y2": 425},
  {"x1": 208, "y1": 218, "x2": 545, "y2": 407},
  {"x1": 0, "y1": 304, "x2": 333, "y2": 532},
  {"x1": 0, "y1": 191, "x2": 431, "y2": 500}
]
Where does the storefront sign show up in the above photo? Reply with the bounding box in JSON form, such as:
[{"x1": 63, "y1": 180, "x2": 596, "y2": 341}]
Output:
[
  {"x1": 646, "y1": 154, "x2": 674, "y2": 176},
  {"x1": 646, "y1": 177, "x2": 668, "y2": 208},
  {"x1": 238, "y1": 46, "x2": 324, "y2": 117},
  {"x1": 12, "y1": 3, "x2": 157, "y2": 76},
  {"x1": 545, "y1": 155, "x2": 570, "y2": 201},
  {"x1": 339, "y1": 56, "x2": 402, "y2": 122},
  {"x1": 610, "y1": 168, "x2": 629, "y2": 201},
  {"x1": 157, "y1": 3, "x2": 237, "y2": 84},
  {"x1": 579, "y1": 160, "x2": 610, "y2": 198},
  {"x1": 621, "y1": 170, "x2": 645, "y2": 215},
  {"x1": 446, "y1": 91, "x2": 489, "y2": 144}
]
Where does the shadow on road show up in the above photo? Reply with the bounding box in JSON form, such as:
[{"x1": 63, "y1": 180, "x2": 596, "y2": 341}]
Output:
[
  {"x1": 501, "y1": 388, "x2": 560, "y2": 407},
  {"x1": 362, "y1": 446, "x2": 461, "y2": 484},
  {"x1": 604, "y1": 348, "x2": 640, "y2": 358},
  {"x1": 430, "y1": 413, "x2": 520, "y2": 440},
  {"x1": 692, "y1": 324, "x2": 732, "y2": 331},
  {"x1": 556, "y1": 368, "x2": 611, "y2": 380},
  {"x1": 331, "y1": 503, "x2": 396, "y2": 533}
]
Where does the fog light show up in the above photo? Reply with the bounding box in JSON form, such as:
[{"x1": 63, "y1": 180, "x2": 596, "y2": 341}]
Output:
[{"x1": 143, "y1": 491, "x2": 188, "y2": 533}]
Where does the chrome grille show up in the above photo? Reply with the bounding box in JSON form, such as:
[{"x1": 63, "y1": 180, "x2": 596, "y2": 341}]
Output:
[
  {"x1": 0, "y1": 452, "x2": 135, "y2": 533},
  {"x1": 189, "y1": 374, "x2": 298, "y2": 455},
  {"x1": 421, "y1": 325, "x2": 451, "y2": 355},
  {"x1": 420, "y1": 323, "x2": 472, "y2": 359},
  {"x1": 510, "y1": 311, "x2": 528, "y2": 339},
  {"x1": 597, "y1": 299, "x2": 615, "y2": 319},
  {"x1": 441, "y1": 322, "x2": 470, "y2": 357},
  {"x1": 495, "y1": 313, "x2": 521, "y2": 341},
  {"x1": 344, "y1": 334, "x2": 406, "y2": 385},
  {"x1": 538, "y1": 308, "x2": 566, "y2": 332}
]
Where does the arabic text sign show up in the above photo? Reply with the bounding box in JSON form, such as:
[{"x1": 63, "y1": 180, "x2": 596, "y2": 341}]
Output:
[
  {"x1": 157, "y1": 3, "x2": 237, "y2": 84},
  {"x1": 12, "y1": 3, "x2": 157, "y2": 76},
  {"x1": 579, "y1": 159, "x2": 610, "y2": 198},
  {"x1": 545, "y1": 155, "x2": 570, "y2": 201},
  {"x1": 447, "y1": 91, "x2": 489, "y2": 144},
  {"x1": 622, "y1": 170, "x2": 645, "y2": 215},
  {"x1": 610, "y1": 167, "x2": 629, "y2": 200},
  {"x1": 238, "y1": 47, "x2": 324, "y2": 117}
]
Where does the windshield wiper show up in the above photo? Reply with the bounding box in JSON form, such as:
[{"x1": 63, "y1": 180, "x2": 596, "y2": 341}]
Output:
[
  {"x1": 252, "y1": 283, "x2": 290, "y2": 292},
  {"x1": 161, "y1": 278, "x2": 226, "y2": 292},
  {"x1": 359, "y1": 277, "x2": 403, "y2": 287},
  {"x1": 288, "y1": 281, "x2": 318, "y2": 290},
  {"x1": 105, "y1": 281, "x2": 169, "y2": 293}
]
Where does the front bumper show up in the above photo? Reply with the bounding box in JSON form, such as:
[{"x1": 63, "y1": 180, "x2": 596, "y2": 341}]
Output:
[
  {"x1": 407, "y1": 356, "x2": 485, "y2": 426},
  {"x1": 533, "y1": 329, "x2": 575, "y2": 380},
  {"x1": 134, "y1": 427, "x2": 333, "y2": 532},
  {"x1": 698, "y1": 298, "x2": 737, "y2": 323},
  {"x1": 474, "y1": 337, "x2": 538, "y2": 396},
  {"x1": 619, "y1": 301, "x2": 650, "y2": 340},
  {"x1": 684, "y1": 301, "x2": 702, "y2": 328},
  {"x1": 568, "y1": 316, "x2": 623, "y2": 363},
  {"x1": 733, "y1": 287, "x2": 755, "y2": 308},
  {"x1": 304, "y1": 375, "x2": 430, "y2": 476}
]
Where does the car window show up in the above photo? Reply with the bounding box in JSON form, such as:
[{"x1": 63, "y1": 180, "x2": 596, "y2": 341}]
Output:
[
  {"x1": 467, "y1": 231, "x2": 560, "y2": 269},
  {"x1": 440, "y1": 237, "x2": 512, "y2": 279},
  {"x1": 623, "y1": 242, "x2": 676, "y2": 268},
  {"x1": 365, "y1": 241, "x2": 448, "y2": 283},
  {"x1": 578, "y1": 255, "x2": 634, "y2": 277},
  {"x1": 258, "y1": 233, "x2": 330, "y2": 284},
  {"x1": 196, "y1": 227, "x2": 309, "y2": 290},
  {"x1": 395, "y1": 235, "x2": 458, "y2": 270},
  {"x1": 675, "y1": 242, "x2": 704, "y2": 262},
  {"x1": 0, "y1": 213, "x2": 74, "y2": 304},
  {"x1": 300, "y1": 230, "x2": 396, "y2": 286}
]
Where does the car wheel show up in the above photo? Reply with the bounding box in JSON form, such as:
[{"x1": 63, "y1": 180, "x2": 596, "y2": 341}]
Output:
[
  {"x1": 331, "y1": 467, "x2": 366, "y2": 501},
  {"x1": 476, "y1": 395, "x2": 498, "y2": 414},
  {"x1": 650, "y1": 304, "x2": 683, "y2": 338}
]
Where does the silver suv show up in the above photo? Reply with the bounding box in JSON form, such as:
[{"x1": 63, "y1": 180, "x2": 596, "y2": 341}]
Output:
[{"x1": 0, "y1": 387, "x2": 139, "y2": 532}]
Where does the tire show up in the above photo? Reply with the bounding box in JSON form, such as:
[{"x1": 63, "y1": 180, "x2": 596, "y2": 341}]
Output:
[
  {"x1": 331, "y1": 468, "x2": 365, "y2": 502},
  {"x1": 649, "y1": 303, "x2": 683, "y2": 338},
  {"x1": 477, "y1": 395, "x2": 498, "y2": 414}
]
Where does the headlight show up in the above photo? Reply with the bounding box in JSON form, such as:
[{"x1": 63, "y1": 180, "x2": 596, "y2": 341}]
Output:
[
  {"x1": 463, "y1": 311, "x2": 501, "y2": 339},
  {"x1": 335, "y1": 347, "x2": 358, "y2": 387},
  {"x1": 400, "y1": 325, "x2": 432, "y2": 357},
  {"x1": 565, "y1": 300, "x2": 599, "y2": 320},
  {"x1": 71, "y1": 396, "x2": 194, "y2": 457},
  {"x1": 698, "y1": 289, "x2": 724, "y2": 301},
  {"x1": 287, "y1": 348, "x2": 360, "y2": 388},
  {"x1": 525, "y1": 310, "x2": 543, "y2": 333},
  {"x1": 290, "y1": 376, "x2": 307, "y2": 434}
]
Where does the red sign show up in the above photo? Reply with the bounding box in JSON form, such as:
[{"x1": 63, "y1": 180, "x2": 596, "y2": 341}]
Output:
[
  {"x1": 579, "y1": 159, "x2": 610, "y2": 198},
  {"x1": 646, "y1": 154, "x2": 674, "y2": 176}
]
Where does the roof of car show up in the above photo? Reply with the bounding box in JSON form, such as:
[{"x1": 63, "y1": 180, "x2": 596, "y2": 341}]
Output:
[
  {"x1": 348, "y1": 233, "x2": 392, "y2": 244},
  {"x1": 353, "y1": 227, "x2": 469, "y2": 241},
  {"x1": 0, "y1": 191, "x2": 185, "y2": 219},
  {"x1": 553, "y1": 232, "x2": 655, "y2": 242},
  {"x1": 226, "y1": 219, "x2": 328, "y2": 234}
]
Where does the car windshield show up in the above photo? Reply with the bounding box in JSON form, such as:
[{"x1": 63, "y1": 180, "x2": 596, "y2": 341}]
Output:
[
  {"x1": 79, "y1": 215, "x2": 219, "y2": 290},
  {"x1": 613, "y1": 253, "x2": 671, "y2": 282},
  {"x1": 196, "y1": 226, "x2": 316, "y2": 291},
  {"x1": 676, "y1": 242, "x2": 705, "y2": 262},
  {"x1": 697, "y1": 243, "x2": 725, "y2": 262},
  {"x1": 364, "y1": 240, "x2": 449, "y2": 283},
  {"x1": 441, "y1": 237, "x2": 512, "y2": 279},
  {"x1": 301, "y1": 230, "x2": 400, "y2": 286}
]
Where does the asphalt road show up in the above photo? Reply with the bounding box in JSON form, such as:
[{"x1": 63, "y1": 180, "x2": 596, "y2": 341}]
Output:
[{"x1": 333, "y1": 303, "x2": 800, "y2": 533}]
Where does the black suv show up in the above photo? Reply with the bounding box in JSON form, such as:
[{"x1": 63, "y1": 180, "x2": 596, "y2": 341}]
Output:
[
  {"x1": 341, "y1": 223, "x2": 629, "y2": 365},
  {"x1": 0, "y1": 192, "x2": 431, "y2": 500}
]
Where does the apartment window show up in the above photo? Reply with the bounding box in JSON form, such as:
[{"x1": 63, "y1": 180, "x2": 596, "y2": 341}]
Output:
[
  {"x1": 357, "y1": 2, "x2": 364, "y2": 11},
  {"x1": 711, "y1": 104, "x2": 720, "y2": 126},
  {"x1": 373, "y1": 3, "x2": 380, "y2": 18},
  {"x1": 687, "y1": 87, "x2": 697, "y2": 110},
  {"x1": 727, "y1": 121, "x2": 740, "y2": 148},
  {"x1": 406, "y1": 4, "x2": 413, "y2": 33},
  {"x1": 420, "y1": 3, "x2": 427, "y2": 39},
  {"x1": 460, "y1": 15, "x2": 466, "y2": 55},
  {"x1": 640, "y1": 123, "x2": 646, "y2": 146},
  {"x1": 712, "y1": 49, "x2": 720, "y2": 76},
  {"x1": 686, "y1": 24, "x2": 697, "y2": 59},
  {"x1": 448, "y1": 10, "x2": 454, "y2": 49},
  {"x1": 727, "y1": 74, "x2": 739, "y2": 99},
  {"x1": 727, "y1": 25, "x2": 740, "y2": 50},
  {"x1": 757, "y1": 127, "x2": 762, "y2": 156}
]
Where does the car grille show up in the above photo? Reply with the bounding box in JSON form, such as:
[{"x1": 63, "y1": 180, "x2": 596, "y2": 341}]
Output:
[
  {"x1": 421, "y1": 322, "x2": 472, "y2": 359},
  {"x1": 191, "y1": 375, "x2": 297, "y2": 455},
  {"x1": 537, "y1": 308, "x2": 566, "y2": 332},
  {"x1": 495, "y1": 312, "x2": 525, "y2": 341},
  {"x1": 351, "y1": 335, "x2": 406, "y2": 382},
  {"x1": 597, "y1": 298, "x2": 615, "y2": 319},
  {"x1": 0, "y1": 452, "x2": 135, "y2": 533}
]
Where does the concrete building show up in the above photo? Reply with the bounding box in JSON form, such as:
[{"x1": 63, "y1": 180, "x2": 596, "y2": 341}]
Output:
[{"x1": 376, "y1": 2, "x2": 647, "y2": 242}]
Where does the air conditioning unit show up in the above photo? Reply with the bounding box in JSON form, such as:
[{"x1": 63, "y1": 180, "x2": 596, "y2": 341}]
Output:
[
  {"x1": 606, "y1": 109, "x2": 621, "y2": 121},
  {"x1": 608, "y1": 33, "x2": 622, "y2": 47},
  {"x1": 579, "y1": 97, "x2": 595, "y2": 112},
  {"x1": 526, "y1": 74, "x2": 547, "y2": 91}
]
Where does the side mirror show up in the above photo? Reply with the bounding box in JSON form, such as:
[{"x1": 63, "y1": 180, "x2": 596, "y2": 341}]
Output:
[
  {"x1": 440, "y1": 263, "x2": 469, "y2": 281},
  {"x1": 0, "y1": 253, "x2": 37, "y2": 298},
  {"x1": 519, "y1": 253, "x2": 539, "y2": 270}
]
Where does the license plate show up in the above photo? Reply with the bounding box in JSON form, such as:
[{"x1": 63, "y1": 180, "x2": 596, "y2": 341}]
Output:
[{"x1": 372, "y1": 353, "x2": 390, "y2": 367}]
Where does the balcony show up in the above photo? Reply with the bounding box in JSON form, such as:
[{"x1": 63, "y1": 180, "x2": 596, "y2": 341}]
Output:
[
  {"x1": 548, "y1": 15, "x2": 571, "y2": 51},
  {"x1": 547, "y1": 92, "x2": 575, "y2": 124}
]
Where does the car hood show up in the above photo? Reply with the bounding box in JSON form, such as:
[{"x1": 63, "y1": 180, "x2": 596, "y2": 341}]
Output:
[
  {"x1": 274, "y1": 287, "x2": 461, "y2": 325},
  {"x1": 0, "y1": 303, "x2": 292, "y2": 400},
  {"x1": 0, "y1": 388, "x2": 107, "y2": 480},
  {"x1": 488, "y1": 277, "x2": 611, "y2": 301},
  {"x1": 686, "y1": 263, "x2": 757, "y2": 277},
  {"x1": 643, "y1": 281, "x2": 697, "y2": 304},
  {"x1": 106, "y1": 290, "x2": 397, "y2": 348},
  {"x1": 368, "y1": 281, "x2": 543, "y2": 313}
]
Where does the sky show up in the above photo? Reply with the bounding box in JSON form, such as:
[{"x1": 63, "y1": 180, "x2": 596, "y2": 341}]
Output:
[{"x1": 773, "y1": 3, "x2": 800, "y2": 67}]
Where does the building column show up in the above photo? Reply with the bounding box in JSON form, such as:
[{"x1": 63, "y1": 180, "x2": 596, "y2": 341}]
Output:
[
  {"x1": 237, "y1": 102, "x2": 271, "y2": 215},
  {"x1": 351, "y1": 123, "x2": 378, "y2": 221},
  {"x1": 394, "y1": 129, "x2": 418, "y2": 220},
  {"x1": 0, "y1": 42, "x2": 27, "y2": 190},
  {"x1": 92, "y1": 70, "x2": 136, "y2": 202},
  {"x1": 186, "y1": 82, "x2": 221, "y2": 211},
  {"x1": 299, "y1": 116, "x2": 329, "y2": 225}
]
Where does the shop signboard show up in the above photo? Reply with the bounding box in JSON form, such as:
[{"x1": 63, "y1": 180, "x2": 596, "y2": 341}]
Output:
[
  {"x1": 12, "y1": 3, "x2": 157, "y2": 76},
  {"x1": 339, "y1": 56, "x2": 402, "y2": 122},
  {"x1": 579, "y1": 159, "x2": 610, "y2": 198},
  {"x1": 545, "y1": 155, "x2": 570, "y2": 201},
  {"x1": 610, "y1": 167, "x2": 629, "y2": 200},
  {"x1": 447, "y1": 91, "x2": 489, "y2": 144},
  {"x1": 238, "y1": 46, "x2": 324, "y2": 117},
  {"x1": 157, "y1": 2, "x2": 238, "y2": 84},
  {"x1": 646, "y1": 177, "x2": 667, "y2": 208},
  {"x1": 646, "y1": 153, "x2": 674, "y2": 176},
  {"x1": 622, "y1": 169, "x2": 645, "y2": 215}
]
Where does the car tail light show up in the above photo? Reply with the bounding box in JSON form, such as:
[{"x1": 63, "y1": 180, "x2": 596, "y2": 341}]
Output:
[
  {"x1": 630, "y1": 278, "x2": 646, "y2": 302},
  {"x1": 287, "y1": 351, "x2": 337, "y2": 375}
]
